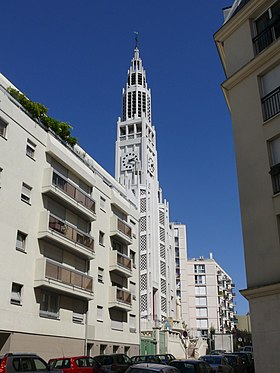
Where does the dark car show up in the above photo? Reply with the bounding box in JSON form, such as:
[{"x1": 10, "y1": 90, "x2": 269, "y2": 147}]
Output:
[
  {"x1": 225, "y1": 353, "x2": 254, "y2": 373},
  {"x1": 199, "y1": 355, "x2": 233, "y2": 372},
  {"x1": 93, "y1": 354, "x2": 132, "y2": 373},
  {"x1": 0, "y1": 353, "x2": 61, "y2": 373},
  {"x1": 130, "y1": 356, "x2": 162, "y2": 364},
  {"x1": 223, "y1": 355, "x2": 246, "y2": 373},
  {"x1": 125, "y1": 363, "x2": 180, "y2": 373},
  {"x1": 48, "y1": 356, "x2": 105, "y2": 373},
  {"x1": 154, "y1": 355, "x2": 176, "y2": 364},
  {"x1": 169, "y1": 359, "x2": 214, "y2": 372}
]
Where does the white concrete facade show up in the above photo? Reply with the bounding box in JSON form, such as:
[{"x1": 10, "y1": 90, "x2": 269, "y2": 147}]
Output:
[
  {"x1": 182, "y1": 257, "x2": 236, "y2": 339},
  {"x1": 0, "y1": 74, "x2": 140, "y2": 360},
  {"x1": 215, "y1": 1, "x2": 280, "y2": 370}
]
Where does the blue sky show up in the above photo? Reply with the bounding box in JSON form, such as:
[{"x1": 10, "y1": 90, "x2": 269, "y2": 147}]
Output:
[{"x1": 1, "y1": 1, "x2": 249, "y2": 314}]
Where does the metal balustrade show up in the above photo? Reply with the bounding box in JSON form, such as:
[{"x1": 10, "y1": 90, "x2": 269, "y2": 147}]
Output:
[
  {"x1": 52, "y1": 172, "x2": 95, "y2": 213},
  {"x1": 262, "y1": 86, "x2": 280, "y2": 121},
  {"x1": 117, "y1": 218, "x2": 132, "y2": 239},
  {"x1": 49, "y1": 214, "x2": 94, "y2": 252},
  {"x1": 253, "y1": 19, "x2": 280, "y2": 55},
  {"x1": 45, "y1": 260, "x2": 93, "y2": 292},
  {"x1": 117, "y1": 252, "x2": 132, "y2": 271}
]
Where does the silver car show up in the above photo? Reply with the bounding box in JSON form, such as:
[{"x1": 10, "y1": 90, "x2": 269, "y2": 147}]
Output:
[{"x1": 125, "y1": 363, "x2": 181, "y2": 373}]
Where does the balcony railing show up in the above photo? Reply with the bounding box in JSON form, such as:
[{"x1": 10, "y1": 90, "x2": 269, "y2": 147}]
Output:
[
  {"x1": 117, "y1": 218, "x2": 132, "y2": 239},
  {"x1": 52, "y1": 172, "x2": 95, "y2": 213},
  {"x1": 45, "y1": 260, "x2": 93, "y2": 292},
  {"x1": 253, "y1": 19, "x2": 280, "y2": 55},
  {"x1": 116, "y1": 288, "x2": 132, "y2": 305},
  {"x1": 49, "y1": 214, "x2": 94, "y2": 252},
  {"x1": 262, "y1": 86, "x2": 280, "y2": 121},
  {"x1": 117, "y1": 252, "x2": 132, "y2": 270},
  {"x1": 270, "y1": 163, "x2": 280, "y2": 194}
]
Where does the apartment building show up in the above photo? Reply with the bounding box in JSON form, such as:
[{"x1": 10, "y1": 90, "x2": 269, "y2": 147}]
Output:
[
  {"x1": 0, "y1": 73, "x2": 139, "y2": 359},
  {"x1": 182, "y1": 256, "x2": 236, "y2": 338},
  {"x1": 215, "y1": 0, "x2": 280, "y2": 370}
]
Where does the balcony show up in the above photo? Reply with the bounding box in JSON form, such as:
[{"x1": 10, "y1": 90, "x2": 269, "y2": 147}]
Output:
[
  {"x1": 109, "y1": 250, "x2": 132, "y2": 278},
  {"x1": 253, "y1": 17, "x2": 280, "y2": 55},
  {"x1": 262, "y1": 86, "x2": 280, "y2": 122},
  {"x1": 110, "y1": 215, "x2": 132, "y2": 245},
  {"x1": 38, "y1": 211, "x2": 95, "y2": 259},
  {"x1": 109, "y1": 286, "x2": 132, "y2": 311},
  {"x1": 34, "y1": 258, "x2": 94, "y2": 300},
  {"x1": 42, "y1": 168, "x2": 96, "y2": 221}
]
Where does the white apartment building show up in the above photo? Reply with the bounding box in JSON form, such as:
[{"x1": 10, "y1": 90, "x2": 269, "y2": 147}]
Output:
[
  {"x1": 0, "y1": 73, "x2": 140, "y2": 359},
  {"x1": 182, "y1": 256, "x2": 236, "y2": 339},
  {"x1": 115, "y1": 46, "x2": 186, "y2": 355},
  {"x1": 215, "y1": 0, "x2": 280, "y2": 370}
]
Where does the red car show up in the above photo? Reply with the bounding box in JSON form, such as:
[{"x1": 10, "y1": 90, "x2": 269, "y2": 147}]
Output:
[{"x1": 48, "y1": 356, "x2": 106, "y2": 373}]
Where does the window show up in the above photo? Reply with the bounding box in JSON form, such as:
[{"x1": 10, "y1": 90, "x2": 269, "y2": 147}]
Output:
[
  {"x1": 130, "y1": 250, "x2": 136, "y2": 268},
  {"x1": 26, "y1": 139, "x2": 36, "y2": 159},
  {"x1": 11, "y1": 283, "x2": 23, "y2": 305},
  {"x1": 98, "y1": 267, "x2": 104, "y2": 283},
  {"x1": 195, "y1": 275, "x2": 206, "y2": 285},
  {"x1": 129, "y1": 314, "x2": 136, "y2": 332},
  {"x1": 100, "y1": 196, "x2": 106, "y2": 211},
  {"x1": 261, "y1": 64, "x2": 280, "y2": 121},
  {"x1": 269, "y1": 137, "x2": 280, "y2": 193},
  {"x1": 253, "y1": 1, "x2": 280, "y2": 55},
  {"x1": 196, "y1": 297, "x2": 207, "y2": 306},
  {"x1": 40, "y1": 292, "x2": 59, "y2": 319},
  {"x1": 196, "y1": 307, "x2": 208, "y2": 317},
  {"x1": 195, "y1": 286, "x2": 206, "y2": 296},
  {"x1": 197, "y1": 319, "x2": 208, "y2": 329},
  {"x1": 130, "y1": 281, "x2": 136, "y2": 300},
  {"x1": 194, "y1": 264, "x2": 205, "y2": 274},
  {"x1": 99, "y1": 231, "x2": 105, "y2": 246},
  {"x1": 21, "y1": 183, "x2": 32, "y2": 204},
  {"x1": 97, "y1": 306, "x2": 103, "y2": 322},
  {"x1": 0, "y1": 117, "x2": 8, "y2": 138},
  {"x1": 16, "y1": 231, "x2": 27, "y2": 252}
]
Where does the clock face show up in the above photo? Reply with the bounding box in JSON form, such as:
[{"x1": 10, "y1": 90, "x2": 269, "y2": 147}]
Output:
[
  {"x1": 121, "y1": 152, "x2": 138, "y2": 171},
  {"x1": 148, "y1": 157, "x2": 155, "y2": 174}
]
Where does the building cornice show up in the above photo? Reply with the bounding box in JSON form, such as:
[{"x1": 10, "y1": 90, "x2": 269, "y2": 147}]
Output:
[
  {"x1": 240, "y1": 282, "x2": 280, "y2": 300},
  {"x1": 221, "y1": 39, "x2": 280, "y2": 108}
]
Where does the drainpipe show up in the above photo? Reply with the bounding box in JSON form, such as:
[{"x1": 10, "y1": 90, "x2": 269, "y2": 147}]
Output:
[{"x1": 84, "y1": 309, "x2": 88, "y2": 355}]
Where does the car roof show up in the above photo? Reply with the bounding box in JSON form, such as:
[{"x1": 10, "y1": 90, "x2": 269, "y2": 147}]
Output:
[
  {"x1": 130, "y1": 363, "x2": 173, "y2": 369},
  {"x1": 49, "y1": 356, "x2": 92, "y2": 361}
]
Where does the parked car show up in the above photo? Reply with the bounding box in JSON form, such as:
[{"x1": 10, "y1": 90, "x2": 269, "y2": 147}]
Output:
[
  {"x1": 223, "y1": 355, "x2": 246, "y2": 373},
  {"x1": 130, "y1": 356, "x2": 162, "y2": 364},
  {"x1": 48, "y1": 356, "x2": 105, "y2": 373},
  {"x1": 93, "y1": 354, "x2": 132, "y2": 373},
  {"x1": 125, "y1": 363, "x2": 180, "y2": 373},
  {"x1": 169, "y1": 359, "x2": 214, "y2": 372},
  {"x1": 239, "y1": 347, "x2": 253, "y2": 354},
  {"x1": 154, "y1": 355, "x2": 176, "y2": 364},
  {"x1": 0, "y1": 353, "x2": 61, "y2": 373},
  {"x1": 199, "y1": 355, "x2": 233, "y2": 372},
  {"x1": 208, "y1": 350, "x2": 226, "y2": 356},
  {"x1": 225, "y1": 353, "x2": 254, "y2": 373}
]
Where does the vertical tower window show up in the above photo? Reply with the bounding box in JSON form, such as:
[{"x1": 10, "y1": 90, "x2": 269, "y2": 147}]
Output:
[
  {"x1": 131, "y1": 73, "x2": 136, "y2": 85},
  {"x1": 138, "y1": 73, "x2": 142, "y2": 85},
  {"x1": 138, "y1": 92, "x2": 142, "y2": 117},
  {"x1": 98, "y1": 267, "x2": 104, "y2": 283},
  {"x1": 132, "y1": 92, "x2": 136, "y2": 115},
  {"x1": 128, "y1": 92, "x2": 132, "y2": 118}
]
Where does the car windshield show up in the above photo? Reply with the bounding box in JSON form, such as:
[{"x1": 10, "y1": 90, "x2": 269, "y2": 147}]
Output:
[
  {"x1": 202, "y1": 356, "x2": 221, "y2": 364},
  {"x1": 171, "y1": 363, "x2": 195, "y2": 373}
]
